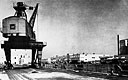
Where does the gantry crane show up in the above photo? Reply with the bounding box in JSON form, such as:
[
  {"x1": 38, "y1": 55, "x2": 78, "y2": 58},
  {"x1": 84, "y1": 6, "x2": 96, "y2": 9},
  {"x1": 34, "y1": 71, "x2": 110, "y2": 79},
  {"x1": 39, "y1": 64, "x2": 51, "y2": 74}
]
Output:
[{"x1": 1, "y1": 2, "x2": 46, "y2": 69}]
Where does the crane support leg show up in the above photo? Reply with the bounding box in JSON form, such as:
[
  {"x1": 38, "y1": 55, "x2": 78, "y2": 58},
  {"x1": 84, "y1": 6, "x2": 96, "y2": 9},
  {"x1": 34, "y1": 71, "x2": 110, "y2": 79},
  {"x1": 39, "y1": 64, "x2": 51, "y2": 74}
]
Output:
[
  {"x1": 1, "y1": 41, "x2": 46, "y2": 69},
  {"x1": 37, "y1": 49, "x2": 42, "y2": 67},
  {"x1": 31, "y1": 49, "x2": 36, "y2": 67},
  {"x1": 4, "y1": 48, "x2": 13, "y2": 69}
]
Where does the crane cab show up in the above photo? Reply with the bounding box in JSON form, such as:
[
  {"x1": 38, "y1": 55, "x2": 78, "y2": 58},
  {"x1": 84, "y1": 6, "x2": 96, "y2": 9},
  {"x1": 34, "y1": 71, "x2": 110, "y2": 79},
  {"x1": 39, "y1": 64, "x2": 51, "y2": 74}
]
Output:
[
  {"x1": 2, "y1": 2, "x2": 36, "y2": 41},
  {"x1": 2, "y1": 16, "x2": 27, "y2": 37}
]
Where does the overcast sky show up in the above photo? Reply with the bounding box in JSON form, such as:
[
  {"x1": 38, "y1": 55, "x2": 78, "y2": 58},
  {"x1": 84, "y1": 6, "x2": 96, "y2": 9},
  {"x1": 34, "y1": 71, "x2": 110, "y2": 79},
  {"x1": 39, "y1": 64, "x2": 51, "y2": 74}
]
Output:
[{"x1": 1, "y1": 0, "x2": 128, "y2": 61}]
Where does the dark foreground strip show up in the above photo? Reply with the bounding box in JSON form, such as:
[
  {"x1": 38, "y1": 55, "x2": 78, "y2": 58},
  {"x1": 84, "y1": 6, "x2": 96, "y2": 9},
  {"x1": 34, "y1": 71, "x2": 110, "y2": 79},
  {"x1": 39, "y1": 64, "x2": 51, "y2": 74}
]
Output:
[{"x1": 6, "y1": 70, "x2": 31, "y2": 80}]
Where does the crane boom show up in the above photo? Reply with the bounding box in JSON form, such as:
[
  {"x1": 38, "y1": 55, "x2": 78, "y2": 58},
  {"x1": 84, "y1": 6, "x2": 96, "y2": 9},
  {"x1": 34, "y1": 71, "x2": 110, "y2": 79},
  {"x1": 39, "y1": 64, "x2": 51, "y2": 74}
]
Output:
[{"x1": 29, "y1": 3, "x2": 39, "y2": 28}]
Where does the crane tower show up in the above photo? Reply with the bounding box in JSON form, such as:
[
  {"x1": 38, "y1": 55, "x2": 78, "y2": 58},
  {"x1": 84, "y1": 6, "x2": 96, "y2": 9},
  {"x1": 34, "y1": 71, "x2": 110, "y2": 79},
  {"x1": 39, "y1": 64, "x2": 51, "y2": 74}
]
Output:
[{"x1": 1, "y1": 2, "x2": 46, "y2": 69}]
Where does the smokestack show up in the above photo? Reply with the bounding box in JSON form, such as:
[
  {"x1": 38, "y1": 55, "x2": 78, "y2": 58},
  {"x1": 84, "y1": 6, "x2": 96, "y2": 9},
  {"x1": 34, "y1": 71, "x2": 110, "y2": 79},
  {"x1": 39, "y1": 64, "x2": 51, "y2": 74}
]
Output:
[{"x1": 117, "y1": 35, "x2": 119, "y2": 55}]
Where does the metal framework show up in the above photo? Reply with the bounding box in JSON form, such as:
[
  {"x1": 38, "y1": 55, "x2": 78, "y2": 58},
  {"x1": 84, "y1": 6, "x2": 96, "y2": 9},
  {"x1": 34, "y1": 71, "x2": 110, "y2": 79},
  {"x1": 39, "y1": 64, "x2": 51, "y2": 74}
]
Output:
[{"x1": 1, "y1": 2, "x2": 46, "y2": 69}]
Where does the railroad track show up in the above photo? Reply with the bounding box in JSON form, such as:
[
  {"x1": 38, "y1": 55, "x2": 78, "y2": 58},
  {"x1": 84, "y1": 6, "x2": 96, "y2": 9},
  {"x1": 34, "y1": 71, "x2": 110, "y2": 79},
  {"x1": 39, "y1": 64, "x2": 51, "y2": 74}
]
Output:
[{"x1": 6, "y1": 69, "x2": 34, "y2": 80}]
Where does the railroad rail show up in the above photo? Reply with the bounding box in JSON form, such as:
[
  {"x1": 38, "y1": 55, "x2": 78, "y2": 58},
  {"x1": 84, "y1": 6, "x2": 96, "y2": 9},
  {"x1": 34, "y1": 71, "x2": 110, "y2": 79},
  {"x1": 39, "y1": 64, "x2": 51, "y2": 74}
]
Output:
[{"x1": 6, "y1": 69, "x2": 34, "y2": 80}]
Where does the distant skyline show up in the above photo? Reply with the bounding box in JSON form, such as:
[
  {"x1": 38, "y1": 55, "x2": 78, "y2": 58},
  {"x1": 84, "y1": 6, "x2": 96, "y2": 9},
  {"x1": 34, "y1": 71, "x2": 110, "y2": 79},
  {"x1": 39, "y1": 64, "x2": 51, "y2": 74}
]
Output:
[{"x1": 1, "y1": 0, "x2": 128, "y2": 61}]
